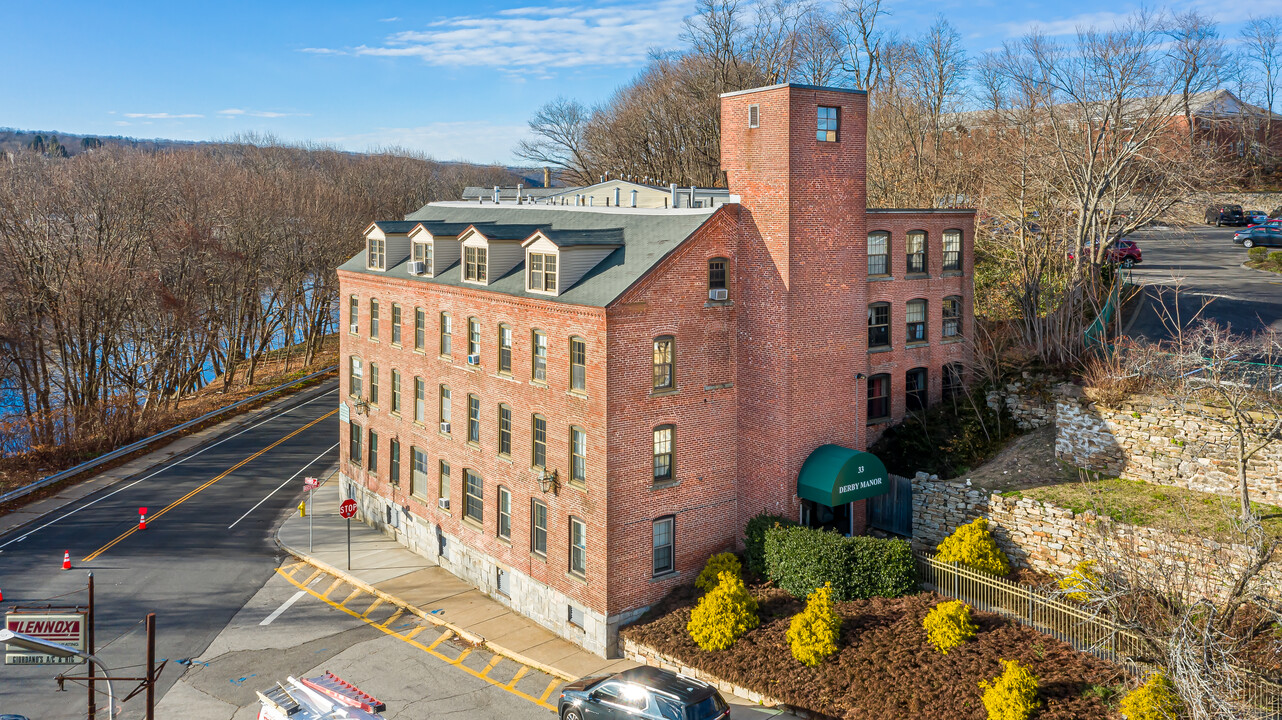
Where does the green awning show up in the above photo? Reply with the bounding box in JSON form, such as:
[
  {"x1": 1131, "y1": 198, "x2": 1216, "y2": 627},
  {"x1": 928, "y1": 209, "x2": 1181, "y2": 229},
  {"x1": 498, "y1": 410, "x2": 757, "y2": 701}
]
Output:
[{"x1": 798, "y1": 445, "x2": 890, "y2": 507}]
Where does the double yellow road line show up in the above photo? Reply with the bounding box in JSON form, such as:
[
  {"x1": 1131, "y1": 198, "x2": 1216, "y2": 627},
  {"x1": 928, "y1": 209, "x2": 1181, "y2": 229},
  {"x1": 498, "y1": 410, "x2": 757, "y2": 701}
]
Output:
[{"x1": 82, "y1": 410, "x2": 336, "y2": 562}]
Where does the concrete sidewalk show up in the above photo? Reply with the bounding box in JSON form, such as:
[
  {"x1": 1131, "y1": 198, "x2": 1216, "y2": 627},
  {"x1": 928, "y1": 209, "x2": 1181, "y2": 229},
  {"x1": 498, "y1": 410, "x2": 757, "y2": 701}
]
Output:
[
  {"x1": 276, "y1": 477, "x2": 636, "y2": 683},
  {"x1": 0, "y1": 379, "x2": 338, "y2": 538}
]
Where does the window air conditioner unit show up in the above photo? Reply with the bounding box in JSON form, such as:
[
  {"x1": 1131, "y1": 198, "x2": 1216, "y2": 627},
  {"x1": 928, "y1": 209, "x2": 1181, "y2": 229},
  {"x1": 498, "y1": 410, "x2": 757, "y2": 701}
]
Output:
[
  {"x1": 349, "y1": 323, "x2": 359, "y2": 334},
  {"x1": 466, "y1": 353, "x2": 481, "y2": 366},
  {"x1": 408, "y1": 260, "x2": 425, "y2": 275},
  {"x1": 709, "y1": 288, "x2": 729, "y2": 301},
  {"x1": 438, "y1": 498, "x2": 450, "y2": 510},
  {"x1": 439, "y1": 421, "x2": 451, "y2": 434}
]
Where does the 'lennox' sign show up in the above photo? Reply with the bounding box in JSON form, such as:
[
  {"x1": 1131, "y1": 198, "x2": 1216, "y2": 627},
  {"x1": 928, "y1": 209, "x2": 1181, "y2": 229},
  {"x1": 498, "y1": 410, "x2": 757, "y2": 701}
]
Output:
[{"x1": 5, "y1": 612, "x2": 87, "y2": 665}]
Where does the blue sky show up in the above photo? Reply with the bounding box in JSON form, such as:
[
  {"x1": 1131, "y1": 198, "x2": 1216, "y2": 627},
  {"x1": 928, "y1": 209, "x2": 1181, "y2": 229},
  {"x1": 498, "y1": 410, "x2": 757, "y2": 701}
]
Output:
[{"x1": 0, "y1": 0, "x2": 1270, "y2": 165}]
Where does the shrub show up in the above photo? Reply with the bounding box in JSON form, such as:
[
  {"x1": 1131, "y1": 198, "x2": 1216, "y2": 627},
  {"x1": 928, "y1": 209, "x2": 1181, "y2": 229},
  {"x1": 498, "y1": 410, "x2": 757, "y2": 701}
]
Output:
[
  {"x1": 869, "y1": 384, "x2": 1017, "y2": 478},
  {"x1": 1059, "y1": 560, "x2": 1104, "y2": 603},
  {"x1": 936, "y1": 518, "x2": 1012, "y2": 576},
  {"x1": 1270, "y1": 250, "x2": 1282, "y2": 269},
  {"x1": 1119, "y1": 673, "x2": 1183, "y2": 720},
  {"x1": 1248, "y1": 245, "x2": 1268, "y2": 262},
  {"x1": 764, "y1": 524, "x2": 915, "y2": 601},
  {"x1": 743, "y1": 513, "x2": 798, "y2": 578},
  {"x1": 923, "y1": 600, "x2": 977, "y2": 654},
  {"x1": 979, "y1": 659, "x2": 1040, "y2": 720},
  {"x1": 787, "y1": 583, "x2": 841, "y2": 667},
  {"x1": 687, "y1": 571, "x2": 759, "y2": 651},
  {"x1": 695, "y1": 552, "x2": 742, "y2": 593}
]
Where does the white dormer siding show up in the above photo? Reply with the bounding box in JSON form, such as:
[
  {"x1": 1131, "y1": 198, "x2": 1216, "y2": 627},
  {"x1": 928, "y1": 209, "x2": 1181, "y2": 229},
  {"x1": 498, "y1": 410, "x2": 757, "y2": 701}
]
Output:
[
  {"x1": 459, "y1": 227, "x2": 525, "y2": 284},
  {"x1": 523, "y1": 234, "x2": 616, "y2": 295},
  {"x1": 407, "y1": 225, "x2": 462, "y2": 277}
]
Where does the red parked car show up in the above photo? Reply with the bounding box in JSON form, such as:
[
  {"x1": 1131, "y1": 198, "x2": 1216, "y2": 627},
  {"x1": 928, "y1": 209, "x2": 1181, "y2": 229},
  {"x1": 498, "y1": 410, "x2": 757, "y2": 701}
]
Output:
[{"x1": 1068, "y1": 239, "x2": 1142, "y2": 267}]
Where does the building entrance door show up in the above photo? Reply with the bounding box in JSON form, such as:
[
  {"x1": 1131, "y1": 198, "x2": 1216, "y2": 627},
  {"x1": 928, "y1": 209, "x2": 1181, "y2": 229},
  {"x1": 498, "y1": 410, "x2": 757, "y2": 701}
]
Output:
[{"x1": 801, "y1": 499, "x2": 854, "y2": 536}]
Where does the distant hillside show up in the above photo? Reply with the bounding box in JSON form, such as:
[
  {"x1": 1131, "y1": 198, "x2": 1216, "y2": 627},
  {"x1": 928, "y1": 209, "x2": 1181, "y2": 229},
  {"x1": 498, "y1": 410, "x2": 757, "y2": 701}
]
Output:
[{"x1": 0, "y1": 128, "x2": 203, "y2": 157}]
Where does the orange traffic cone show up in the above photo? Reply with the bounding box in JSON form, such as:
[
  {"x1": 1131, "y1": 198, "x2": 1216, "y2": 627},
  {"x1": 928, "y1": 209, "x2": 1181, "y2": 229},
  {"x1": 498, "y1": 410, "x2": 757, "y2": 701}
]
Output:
[
  {"x1": 0, "y1": 586, "x2": 5, "y2": 601},
  {"x1": 62, "y1": 551, "x2": 71, "y2": 571},
  {"x1": 139, "y1": 513, "x2": 147, "y2": 530}
]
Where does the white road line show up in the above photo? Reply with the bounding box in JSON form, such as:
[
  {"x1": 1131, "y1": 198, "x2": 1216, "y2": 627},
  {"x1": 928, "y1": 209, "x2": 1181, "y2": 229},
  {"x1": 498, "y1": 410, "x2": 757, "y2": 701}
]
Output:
[
  {"x1": 227, "y1": 442, "x2": 339, "y2": 530},
  {"x1": 260, "y1": 590, "x2": 307, "y2": 626},
  {"x1": 0, "y1": 387, "x2": 338, "y2": 552}
]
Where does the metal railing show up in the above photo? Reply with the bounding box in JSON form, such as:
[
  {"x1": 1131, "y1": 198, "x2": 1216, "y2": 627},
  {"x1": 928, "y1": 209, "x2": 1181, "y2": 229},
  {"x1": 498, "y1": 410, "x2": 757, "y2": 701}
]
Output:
[
  {"x1": 0, "y1": 366, "x2": 338, "y2": 505},
  {"x1": 916, "y1": 550, "x2": 1282, "y2": 717}
]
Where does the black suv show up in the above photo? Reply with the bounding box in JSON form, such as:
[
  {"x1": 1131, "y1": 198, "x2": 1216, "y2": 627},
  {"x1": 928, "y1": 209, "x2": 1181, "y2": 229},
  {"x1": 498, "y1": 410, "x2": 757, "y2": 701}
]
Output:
[
  {"x1": 558, "y1": 667, "x2": 730, "y2": 720},
  {"x1": 1205, "y1": 204, "x2": 1246, "y2": 226}
]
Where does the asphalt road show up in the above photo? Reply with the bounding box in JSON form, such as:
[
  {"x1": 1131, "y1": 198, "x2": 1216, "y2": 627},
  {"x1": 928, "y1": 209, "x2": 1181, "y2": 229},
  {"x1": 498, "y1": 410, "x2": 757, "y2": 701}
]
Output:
[
  {"x1": 0, "y1": 383, "x2": 341, "y2": 719},
  {"x1": 1125, "y1": 224, "x2": 1282, "y2": 341}
]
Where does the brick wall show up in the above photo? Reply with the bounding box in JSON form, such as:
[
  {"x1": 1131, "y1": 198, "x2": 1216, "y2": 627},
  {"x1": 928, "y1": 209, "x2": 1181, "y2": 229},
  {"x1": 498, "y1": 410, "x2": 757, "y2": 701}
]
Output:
[
  {"x1": 337, "y1": 269, "x2": 610, "y2": 618},
  {"x1": 605, "y1": 209, "x2": 742, "y2": 617}
]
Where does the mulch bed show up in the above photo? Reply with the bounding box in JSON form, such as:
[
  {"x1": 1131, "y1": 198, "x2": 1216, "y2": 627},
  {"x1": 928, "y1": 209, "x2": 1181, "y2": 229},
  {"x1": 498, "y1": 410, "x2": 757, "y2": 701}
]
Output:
[{"x1": 622, "y1": 585, "x2": 1125, "y2": 720}]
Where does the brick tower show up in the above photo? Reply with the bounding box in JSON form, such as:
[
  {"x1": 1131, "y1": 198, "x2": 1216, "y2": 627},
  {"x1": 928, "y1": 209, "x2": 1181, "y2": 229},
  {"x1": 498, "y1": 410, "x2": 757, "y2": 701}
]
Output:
[{"x1": 720, "y1": 83, "x2": 870, "y2": 531}]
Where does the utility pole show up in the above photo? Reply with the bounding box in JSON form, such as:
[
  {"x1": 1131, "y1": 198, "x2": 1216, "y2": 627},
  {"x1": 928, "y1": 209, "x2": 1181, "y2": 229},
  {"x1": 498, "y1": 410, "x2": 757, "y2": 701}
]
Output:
[
  {"x1": 87, "y1": 573, "x2": 95, "y2": 720},
  {"x1": 145, "y1": 613, "x2": 156, "y2": 720}
]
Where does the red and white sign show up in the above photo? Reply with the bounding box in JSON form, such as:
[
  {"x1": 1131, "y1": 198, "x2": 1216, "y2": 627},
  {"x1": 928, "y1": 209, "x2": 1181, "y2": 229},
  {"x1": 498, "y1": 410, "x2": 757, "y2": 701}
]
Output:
[
  {"x1": 139, "y1": 506, "x2": 148, "y2": 515},
  {"x1": 304, "y1": 477, "x2": 319, "y2": 489},
  {"x1": 339, "y1": 499, "x2": 358, "y2": 519},
  {"x1": 5, "y1": 612, "x2": 87, "y2": 665}
]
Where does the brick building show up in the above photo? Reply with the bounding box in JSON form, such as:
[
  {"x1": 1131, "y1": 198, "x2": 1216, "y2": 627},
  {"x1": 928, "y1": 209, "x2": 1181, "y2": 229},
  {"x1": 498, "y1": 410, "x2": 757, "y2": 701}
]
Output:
[{"x1": 336, "y1": 83, "x2": 974, "y2": 657}]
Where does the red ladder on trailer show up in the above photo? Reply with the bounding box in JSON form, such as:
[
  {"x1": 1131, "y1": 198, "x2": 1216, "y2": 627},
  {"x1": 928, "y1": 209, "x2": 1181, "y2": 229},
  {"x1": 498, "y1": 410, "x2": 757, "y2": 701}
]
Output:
[{"x1": 300, "y1": 671, "x2": 387, "y2": 713}]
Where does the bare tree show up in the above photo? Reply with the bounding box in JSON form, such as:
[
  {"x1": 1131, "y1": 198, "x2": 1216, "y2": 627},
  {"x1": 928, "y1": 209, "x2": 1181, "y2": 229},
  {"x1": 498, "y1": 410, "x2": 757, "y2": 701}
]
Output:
[
  {"x1": 831, "y1": 0, "x2": 886, "y2": 89},
  {"x1": 1242, "y1": 17, "x2": 1282, "y2": 163},
  {"x1": 513, "y1": 97, "x2": 596, "y2": 186},
  {"x1": 1166, "y1": 11, "x2": 1227, "y2": 145}
]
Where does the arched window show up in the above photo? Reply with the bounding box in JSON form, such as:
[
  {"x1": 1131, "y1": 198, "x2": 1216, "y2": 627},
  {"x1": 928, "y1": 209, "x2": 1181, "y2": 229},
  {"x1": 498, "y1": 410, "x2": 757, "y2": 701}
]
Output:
[
  {"x1": 868, "y1": 374, "x2": 891, "y2": 421},
  {"x1": 906, "y1": 230, "x2": 927, "y2": 274},
  {"x1": 868, "y1": 232, "x2": 890, "y2": 276},
  {"x1": 942, "y1": 229, "x2": 963, "y2": 271},
  {"x1": 868, "y1": 303, "x2": 890, "y2": 348},
  {"x1": 653, "y1": 336, "x2": 675, "y2": 390},
  {"x1": 906, "y1": 367, "x2": 928, "y2": 411},
  {"x1": 906, "y1": 299, "x2": 927, "y2": 342}
]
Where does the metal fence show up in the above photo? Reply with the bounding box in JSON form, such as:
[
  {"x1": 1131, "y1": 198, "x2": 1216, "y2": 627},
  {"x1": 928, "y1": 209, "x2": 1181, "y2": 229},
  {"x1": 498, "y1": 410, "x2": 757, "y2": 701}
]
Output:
[
  {"x1": 0, "y1": 366, "x2": 337, "y2": 505},
  {"x1": 915, "y1": 550, "x2": 1282, "y2": 717}
]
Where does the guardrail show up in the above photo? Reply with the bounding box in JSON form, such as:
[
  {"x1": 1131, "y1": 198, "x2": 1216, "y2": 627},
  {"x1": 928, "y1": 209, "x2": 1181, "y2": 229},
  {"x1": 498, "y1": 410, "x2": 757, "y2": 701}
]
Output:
[{"x1": 0, "y1": 366, "x2": 338, "y2": 506}]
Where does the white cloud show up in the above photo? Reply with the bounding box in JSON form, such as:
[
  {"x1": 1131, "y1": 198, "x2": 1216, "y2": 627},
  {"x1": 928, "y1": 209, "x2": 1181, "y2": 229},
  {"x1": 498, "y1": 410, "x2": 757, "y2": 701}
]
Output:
[
  {"x1": 123, "y1": 112, "x2": 203, "y2": 119},
  {"x1": 217, "y1": 108, "x2": 311, "y2": 118},
  {"x1": 999, "y1": 11, "x2": 1136, "y2": 38},
  {"x1": 300, "y1": 47, "x2": 347, "y2": 55},
  {"x1": 378, "y1": 16, "x2": 401, "y2": 22},
  {"x1": 321, "y1": 121, "x2": 531, "y2": 164},
  {"x1": 307, "y1": 0, "x2": 689, "y2": 69},
  {"x1": 114, "y1": 121, "x2": 131, "y2": 126}
]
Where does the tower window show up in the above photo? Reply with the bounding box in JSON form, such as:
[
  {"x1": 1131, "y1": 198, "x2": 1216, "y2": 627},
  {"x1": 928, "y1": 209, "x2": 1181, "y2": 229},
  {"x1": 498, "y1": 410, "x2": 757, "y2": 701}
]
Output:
[{"x1": 817, "y1": 106, "x2": 839, "y2": 142}]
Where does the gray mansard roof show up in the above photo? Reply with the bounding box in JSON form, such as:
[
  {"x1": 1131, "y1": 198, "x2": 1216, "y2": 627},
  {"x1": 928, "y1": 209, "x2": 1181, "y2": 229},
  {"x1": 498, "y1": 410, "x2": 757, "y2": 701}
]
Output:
[{"x1": 340, "y1": 202, "x2": 720, "y2": 307}]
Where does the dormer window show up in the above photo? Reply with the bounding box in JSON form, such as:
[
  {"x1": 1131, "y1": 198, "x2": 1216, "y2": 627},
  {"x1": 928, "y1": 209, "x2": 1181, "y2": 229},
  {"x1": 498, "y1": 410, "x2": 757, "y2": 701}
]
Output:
[
  {"x1": 464, "y1": 246, "x2": 487, "y2": 283},
  {"x1": 367, "y1": 237, "x2": 386, "y2": 270},
  {"x1": 412, "y1": 242, "x2": 432, "y2": 274},
  {"x1": 528, "y1": 252, "x2": 557, "y2": 293}
]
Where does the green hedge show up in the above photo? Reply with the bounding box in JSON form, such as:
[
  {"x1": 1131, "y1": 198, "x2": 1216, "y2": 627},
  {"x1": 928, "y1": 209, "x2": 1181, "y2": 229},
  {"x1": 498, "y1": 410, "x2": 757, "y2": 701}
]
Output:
[
  {"x1": 744, "y1": 513, "x2": 798, "y2": 578},
  {"x1": 764, "y1": 524, "x2": 916, "y2": 601}
]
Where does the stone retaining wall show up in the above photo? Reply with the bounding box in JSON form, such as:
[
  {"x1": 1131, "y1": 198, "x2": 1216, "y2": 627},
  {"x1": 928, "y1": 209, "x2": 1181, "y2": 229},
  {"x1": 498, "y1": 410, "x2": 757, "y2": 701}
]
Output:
[
  {"x1": 910, "y1": 472, "x2": 1282, "y2": 601},
  {"x1": 986, "y1": 374, "x2": 1058, "y2": 430},
  {"x1": 1054, "y1": 385, "x2": 1282, "y2": 504}
]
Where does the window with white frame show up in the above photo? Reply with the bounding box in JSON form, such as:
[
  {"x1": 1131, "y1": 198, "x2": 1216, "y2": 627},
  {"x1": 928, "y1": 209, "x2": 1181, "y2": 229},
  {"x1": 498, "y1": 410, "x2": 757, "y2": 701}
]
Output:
[
  {"x1": 411, "y1": 447, "x2": 428, "y2": 498},
  {"x1": 528, "y1": 253, "x2": 557, "y2": 292},
  {"x1": 906, "y1": 299, "x2": 927, "y2": 343},
  {"x1": 439, "y1": 385, "x2": 451, "y2": 431},
  {"x1": 464, "y1": 469, "x2": 483, "y2": 523},
  {"x1": 498, "y1": 324, "x2": 512, "y2": 374},
  {"x1": 498, "y1": 486, "x2": 511, "y2": 539},
  {"x1": 570, "y1": 426, "x2": 587, "y2": 486},
  {"x1": 439, "y1": 312, "x2": 452, "y2": 357},
  {"x1": 653, "y1": 425, "x2": 674, "y2": 483},
  {"x1": 907, "y1": 231, "x2": 927, "y2": 274},
  {"x1": 367, "y1": 236, "x2": 385, "y2": 270},
  {"x1": 349, "y1": 357, "x2": 363, "y2": 398},
  {"x1": 369, "y1": 299, "x2": 380, "y2": 339},
  {"x1": 414, "y1": 377, "x2": 425, "y2": 423},
  {"x1": 652, "y1": 516, "x2": 674, "y2": 575},
  {"x1": 868, "y1": 232, "x2": 889, "y2": 276},
  {"x1": 569, "y1": 517, "x2": 587, "y2": 577},
  {"x1": 531, "y1": 500, "x2": 548, "y2": 556},
  {"x1": 569, "y1": 337, "x2": 586, "y2": 392},
  {"x1": 942, "y1": 230, "x2": 962, "y2": 271},
  {"x1": 412, "y1": 242, "x2": 432, "y2": 274},
  {"x1": 531, "y1": 330, "x2": 547, "y2": 382},
  {"x1": 464, "y1": 246, "x2": 488, "y2": 283}
]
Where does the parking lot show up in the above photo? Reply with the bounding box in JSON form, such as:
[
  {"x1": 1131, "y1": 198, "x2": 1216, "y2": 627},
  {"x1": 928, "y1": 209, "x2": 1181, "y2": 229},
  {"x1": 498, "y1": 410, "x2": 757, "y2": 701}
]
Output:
[{"x1": 1124, "y1": 224, "x2": 1282, "y2": 341}]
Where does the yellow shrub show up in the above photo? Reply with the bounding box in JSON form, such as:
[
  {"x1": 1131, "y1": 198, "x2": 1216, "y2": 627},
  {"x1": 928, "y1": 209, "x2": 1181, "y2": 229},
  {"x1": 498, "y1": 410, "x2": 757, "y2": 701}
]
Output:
[
  {"x1": 1059, "y1": 560, "x2": 1104, "y2": 603},
  {"x1": 937, "y1": 518, "x2": 1012, "y2": 576},
  {"x1": 979, "y1": 659, "x2": 1040, "y2": 720},
  {"x1": 1119, "y1": 673, "x2": 1183, "y2": 720},
  {"x1": 787, "y1": 583, "x2": 841, "y2": 667},
  {"x1": 696, "y1": 552, "x2": 743, "y2": 593},
  {"x1": 923, "y1": 600, "x2": 977, "y2": 654},
  {"x1": 687, "y1": 571, "x2": 759, "y2": 651}
]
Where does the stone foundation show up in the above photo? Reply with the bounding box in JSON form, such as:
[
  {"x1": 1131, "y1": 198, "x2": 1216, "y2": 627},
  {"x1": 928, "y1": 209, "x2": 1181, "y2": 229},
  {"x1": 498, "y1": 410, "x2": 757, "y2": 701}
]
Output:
[{"x1": 342, "y1": 474, "x2": 635, "y2": 657}]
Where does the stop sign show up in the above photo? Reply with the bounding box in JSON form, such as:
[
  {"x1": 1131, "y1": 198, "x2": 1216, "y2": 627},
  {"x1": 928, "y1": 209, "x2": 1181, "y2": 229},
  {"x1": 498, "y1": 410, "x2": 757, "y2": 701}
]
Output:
[{"x1": 339, "y1": 498, "x2": 358, "y2": 519}]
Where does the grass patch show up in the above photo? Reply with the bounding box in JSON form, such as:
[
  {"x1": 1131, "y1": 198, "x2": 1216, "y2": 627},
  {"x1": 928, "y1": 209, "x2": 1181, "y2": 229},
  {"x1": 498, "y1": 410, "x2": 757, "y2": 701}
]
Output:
[{"x1": 1020, "y1": 477, "x2": 1282, "y2": 542}]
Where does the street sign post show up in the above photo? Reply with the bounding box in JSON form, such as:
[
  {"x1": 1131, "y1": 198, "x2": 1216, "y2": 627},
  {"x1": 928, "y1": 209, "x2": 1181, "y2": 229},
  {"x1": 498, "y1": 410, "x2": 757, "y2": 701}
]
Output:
[
  {"x1": 4, "y1": 611, "x2": 87, "y2": 665},
  {"x1": 340, "y1": 499, "x2": 357, "y2": 570},
  {"x1": 304, "y1": 477, "x2": 319, "y2": 552}
]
